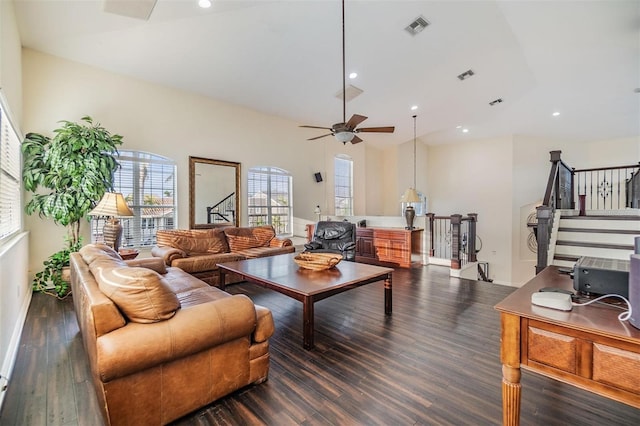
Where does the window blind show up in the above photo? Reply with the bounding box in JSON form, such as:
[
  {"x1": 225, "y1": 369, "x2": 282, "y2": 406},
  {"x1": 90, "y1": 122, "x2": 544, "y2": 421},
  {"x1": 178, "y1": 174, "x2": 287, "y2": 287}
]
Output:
[{"x1": 0, "y1": 95, "x2": 22, "y2": 242}]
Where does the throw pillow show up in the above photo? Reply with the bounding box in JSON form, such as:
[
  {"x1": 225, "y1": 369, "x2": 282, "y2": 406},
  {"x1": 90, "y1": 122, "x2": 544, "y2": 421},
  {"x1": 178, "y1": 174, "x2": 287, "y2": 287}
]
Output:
[
  {"x1": 95, "y1": 266, "x2": 180, "y2": 323},
  {"x1": 224, "y1": 225, "x2": 275, "y2": 251}
]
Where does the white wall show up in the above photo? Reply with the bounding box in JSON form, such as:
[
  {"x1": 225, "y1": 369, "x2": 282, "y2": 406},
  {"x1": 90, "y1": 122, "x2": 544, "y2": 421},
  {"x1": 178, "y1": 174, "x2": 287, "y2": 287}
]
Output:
[
  {"x1": 423, "y1": 133, "x2": 639, "y2": 287},
  {"x1": 21, "y1": 49, "x2": 388, "y2": 276},
  {"x1": 0, "y1": 0, "x2": 30, "y2": 410},
  {"x1": 426, "y1": 136, "x2": 514, "y2": 285}
]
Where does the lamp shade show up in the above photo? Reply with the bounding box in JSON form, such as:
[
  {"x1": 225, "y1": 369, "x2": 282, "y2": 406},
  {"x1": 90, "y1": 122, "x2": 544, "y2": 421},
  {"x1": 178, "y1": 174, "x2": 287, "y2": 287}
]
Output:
[
  {"x1": 400, "y1": 187, "x2": 420, "y2": 203},
  {"x1": 89, "y1": 192, "x2": 134, "y2": 217}
]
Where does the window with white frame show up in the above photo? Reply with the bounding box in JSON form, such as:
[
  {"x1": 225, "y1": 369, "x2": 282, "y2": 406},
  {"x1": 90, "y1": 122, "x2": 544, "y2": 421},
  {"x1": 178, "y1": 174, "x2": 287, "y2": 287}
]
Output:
[
  {"x1": 0, "y1": 94, "x2": 22, "y2": 242},
  {"x1": 334, "y1": 154, "x2": 353, "y2": 216},
  {"x1": 247, "y1": 166, "x2": 292, "y2": 235},
  {"x1": 91, "y1": 151, "x2": 176, "y2": 248}
]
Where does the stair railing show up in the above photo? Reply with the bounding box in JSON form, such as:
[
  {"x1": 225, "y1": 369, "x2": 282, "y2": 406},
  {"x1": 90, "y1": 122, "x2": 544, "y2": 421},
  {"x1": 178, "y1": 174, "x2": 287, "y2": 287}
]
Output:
[
  {"x1": 536, "y1": 150, "x2": 640, "y2": 273},
  {"x1": 427, "y1": 212, "x2": 478, "y2": 269},
  {"x1": 206, "y1": 192, "x2": 235, "y2": 224}
]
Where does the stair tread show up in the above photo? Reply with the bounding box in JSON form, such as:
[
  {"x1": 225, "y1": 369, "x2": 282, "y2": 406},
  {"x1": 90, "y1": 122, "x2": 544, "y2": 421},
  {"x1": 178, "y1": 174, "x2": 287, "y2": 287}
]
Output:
[
  {"x1": 557, "y1": 227, "x2": 639, "y2": 234},
  {"x1": 554, "y1": 254, "x2": 580, "y2": 261},
  {"x1": 560, "y1": 215, "x2": 640, "y2": 220},
  {"x1": 555, "y1": 240, "x2": 634, "y2": 250}
]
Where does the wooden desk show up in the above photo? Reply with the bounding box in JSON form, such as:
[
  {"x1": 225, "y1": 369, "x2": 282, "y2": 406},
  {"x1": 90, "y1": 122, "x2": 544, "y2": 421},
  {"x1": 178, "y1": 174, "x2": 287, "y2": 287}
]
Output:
[{"x1": 495, "y1": 266, "x2": 640, "y2": 425}]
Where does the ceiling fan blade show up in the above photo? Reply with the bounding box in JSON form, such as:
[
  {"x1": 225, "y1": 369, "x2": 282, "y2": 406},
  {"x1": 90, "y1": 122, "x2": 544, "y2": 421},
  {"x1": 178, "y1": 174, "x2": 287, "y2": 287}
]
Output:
[
  {"x1": 350, "y1": 135, "x2": 363, "y2": 144},
  {"x1": 356, "y1": 126, "x2": 395, "y2": 133},
  {"x1": 300, "y1": 125, "x2": 333, "y2": 130},
  {"x1": 307, "y1": 133, "x2": 333, "y2": 141},
  {"x1": 346, "y1": 114, "x2": 368, "y2": 129}
]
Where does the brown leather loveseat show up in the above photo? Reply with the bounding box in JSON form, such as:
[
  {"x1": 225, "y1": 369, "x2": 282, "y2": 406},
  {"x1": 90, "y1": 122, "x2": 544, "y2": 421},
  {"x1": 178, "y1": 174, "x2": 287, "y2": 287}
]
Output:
[
  {"x1": 151, "y1": 225, "x2": 294, "y2": 286},
  {"x1": 70, "y1": 244, "x2": 275, "y2": 425}
]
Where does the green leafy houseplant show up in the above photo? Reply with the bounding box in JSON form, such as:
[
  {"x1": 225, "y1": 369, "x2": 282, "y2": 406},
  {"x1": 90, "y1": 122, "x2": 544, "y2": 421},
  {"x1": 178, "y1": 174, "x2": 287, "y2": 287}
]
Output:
[{"x1": 23, "y1": 116, "x2": 123, "y2": 299}]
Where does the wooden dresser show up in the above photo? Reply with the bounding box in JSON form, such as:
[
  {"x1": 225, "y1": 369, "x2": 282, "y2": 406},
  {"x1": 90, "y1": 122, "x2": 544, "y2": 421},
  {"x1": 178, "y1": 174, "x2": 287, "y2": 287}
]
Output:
[
  {"x1": 305, "y1": 224, "x2": 423, "y2": 268},
  {"x1": 495, "y1": 266, "x2": 640, "y2": 425}
]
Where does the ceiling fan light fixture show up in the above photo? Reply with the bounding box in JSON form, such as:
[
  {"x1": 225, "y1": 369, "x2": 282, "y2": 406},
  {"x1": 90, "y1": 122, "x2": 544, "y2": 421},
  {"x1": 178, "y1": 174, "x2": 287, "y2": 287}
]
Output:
[{"x1": 335, "y1": 131, "x2": 355, "y2": 144}]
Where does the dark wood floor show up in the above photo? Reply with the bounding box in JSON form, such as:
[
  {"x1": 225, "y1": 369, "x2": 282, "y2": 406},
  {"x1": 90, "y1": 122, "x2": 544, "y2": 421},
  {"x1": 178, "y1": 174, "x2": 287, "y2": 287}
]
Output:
[{"x1": 2, "y1": 265, "x2": 640, "y2": 425}]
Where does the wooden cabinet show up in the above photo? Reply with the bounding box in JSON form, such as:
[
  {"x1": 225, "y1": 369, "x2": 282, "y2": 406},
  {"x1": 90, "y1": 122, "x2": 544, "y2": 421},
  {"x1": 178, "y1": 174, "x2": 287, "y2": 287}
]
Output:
[
  {"x1": 356, "y1": 227, "x2": 423, "y2": 268},
  {"x1": 355, "y1": 228, "x2": 376, "y2": 260},
  {"x1": 305, "y1": 224, "x2": 423, "y2": 268}
]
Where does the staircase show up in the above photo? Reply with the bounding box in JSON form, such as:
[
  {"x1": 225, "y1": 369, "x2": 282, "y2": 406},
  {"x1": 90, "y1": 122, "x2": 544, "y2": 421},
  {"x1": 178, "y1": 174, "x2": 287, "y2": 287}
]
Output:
[{"x1": 549, "y1": 210, "x2": 640, "y2": 268}]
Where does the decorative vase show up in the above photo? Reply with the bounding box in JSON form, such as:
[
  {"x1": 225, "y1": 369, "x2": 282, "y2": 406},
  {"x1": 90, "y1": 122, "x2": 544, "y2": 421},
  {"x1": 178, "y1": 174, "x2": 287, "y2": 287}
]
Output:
[{"x1": 404, "y1": 206, "x2": 415, "y2": 230}]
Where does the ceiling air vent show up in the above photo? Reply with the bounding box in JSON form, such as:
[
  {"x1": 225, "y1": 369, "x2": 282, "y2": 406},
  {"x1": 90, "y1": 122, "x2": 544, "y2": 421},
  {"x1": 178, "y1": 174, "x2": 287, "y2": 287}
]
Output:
[
  {"x1": 335, "y1": 85, "x2": 364, "y2": 102},
  {"x1": 457, "y1": 69, "x2": 475, "y2": 81},
  {"x1": 405, "y1": 16, "x2": 430, "y2": 36},
  {"x1": 489, "y1": 98, "x2": 503, "y2": 106}
]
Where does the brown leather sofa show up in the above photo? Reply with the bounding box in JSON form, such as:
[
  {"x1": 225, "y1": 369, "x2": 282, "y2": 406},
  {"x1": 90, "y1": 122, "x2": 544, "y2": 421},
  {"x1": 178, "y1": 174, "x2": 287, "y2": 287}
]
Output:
[
  {"x1": 70, "y1": 244, "x2": 275, "y2": 426},
  {"x1": 151, "y1": 225, "x2": 295, "y2": 286}
]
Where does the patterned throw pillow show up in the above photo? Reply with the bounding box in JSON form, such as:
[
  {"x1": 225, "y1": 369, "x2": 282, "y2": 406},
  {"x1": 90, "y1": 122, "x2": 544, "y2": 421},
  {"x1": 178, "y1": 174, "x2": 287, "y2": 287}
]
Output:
[
  {"x1": 224, "y1": 226, "x2": 275, "y2": 251},
  {"x1": 156, "y1": 229, "x2": 230, "y2": 255}
]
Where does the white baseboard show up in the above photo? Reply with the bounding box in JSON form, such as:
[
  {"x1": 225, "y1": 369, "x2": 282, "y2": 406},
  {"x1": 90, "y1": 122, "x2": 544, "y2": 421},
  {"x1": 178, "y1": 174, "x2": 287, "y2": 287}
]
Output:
[{"x1": 0, "y1": 288, "x2": 32, "y2": 411}]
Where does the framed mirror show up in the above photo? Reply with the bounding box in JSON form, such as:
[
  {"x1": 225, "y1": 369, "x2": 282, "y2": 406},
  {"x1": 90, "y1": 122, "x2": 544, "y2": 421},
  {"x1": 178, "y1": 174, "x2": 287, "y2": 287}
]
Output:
[{"x1": 189, "y1": 156, "x2": 240, "y2": 229}]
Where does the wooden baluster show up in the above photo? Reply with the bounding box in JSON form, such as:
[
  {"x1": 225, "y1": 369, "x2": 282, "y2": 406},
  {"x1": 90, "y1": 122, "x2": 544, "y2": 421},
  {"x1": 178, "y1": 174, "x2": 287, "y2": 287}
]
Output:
[{"x1": 450, "y1": 214, "x2": 462, "y2": 269}]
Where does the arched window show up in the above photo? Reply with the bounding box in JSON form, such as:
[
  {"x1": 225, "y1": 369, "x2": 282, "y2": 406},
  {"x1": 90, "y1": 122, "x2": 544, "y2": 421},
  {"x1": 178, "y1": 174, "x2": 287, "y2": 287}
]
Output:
[
  {"x1": 334, "y1": 154, "x2": 353, "y2": 216},
  {"x1": 247, "y1": 166, "x2": 292, "y2": 236},
  {"x1": 91, "y1": 151, "x2": 177, "y2": 247}
]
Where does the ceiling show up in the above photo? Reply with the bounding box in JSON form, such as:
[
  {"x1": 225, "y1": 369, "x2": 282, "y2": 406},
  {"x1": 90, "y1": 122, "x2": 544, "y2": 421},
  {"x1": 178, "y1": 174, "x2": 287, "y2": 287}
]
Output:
[{"x1": 12, "y1": 0, "x2": 640, "y2": 147}]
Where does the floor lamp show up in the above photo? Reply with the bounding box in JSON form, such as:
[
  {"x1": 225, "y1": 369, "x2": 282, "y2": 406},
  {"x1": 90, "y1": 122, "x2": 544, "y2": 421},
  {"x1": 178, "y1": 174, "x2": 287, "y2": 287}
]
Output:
[{"x1": 89, "y1": 192, "x2": 134, "y2": 253}]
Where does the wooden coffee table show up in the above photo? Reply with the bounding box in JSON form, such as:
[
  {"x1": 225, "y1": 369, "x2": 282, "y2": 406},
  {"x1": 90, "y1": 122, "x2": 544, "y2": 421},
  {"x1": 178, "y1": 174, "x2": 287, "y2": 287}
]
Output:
[{"x1": 218, "y1": 253, "x2": 393, "y2": 350}]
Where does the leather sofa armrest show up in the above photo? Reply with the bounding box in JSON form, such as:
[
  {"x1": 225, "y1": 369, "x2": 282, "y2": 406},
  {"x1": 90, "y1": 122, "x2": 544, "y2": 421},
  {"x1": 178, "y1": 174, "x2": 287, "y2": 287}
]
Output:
[
  {"x1": 124, "y1": 257, "x2": 167, "y2": 274},
  {"x1": 253, "y1": 304, "x2": 275, "y2": 343},
  {"x1": 269, "y1": 237, "x2": 293, "y2": 248},
  {"x1": 96, "y1": 294, "x2": 257, "y2": 382},
  {"x1": 151, "y1": 245, "x2": 186, "y2": 265}
]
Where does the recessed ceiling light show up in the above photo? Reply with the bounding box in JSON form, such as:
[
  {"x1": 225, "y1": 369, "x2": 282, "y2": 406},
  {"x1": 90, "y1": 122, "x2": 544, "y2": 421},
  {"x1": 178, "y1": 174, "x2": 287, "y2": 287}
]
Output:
[
  {"x1": 410, "y1": 105, "x2": 418, "y2": 111},
  {"x1": 198, "y1": 0, "x2": 212, "y2": 9},
  {"x1": 456, "y1": 125, "x2": 462, "y2": 129},
  {"x1": 552, "y1": 111, "x2": 560, "y2": 117},
  {"x1": 349, "y1": 72, "x2": 358, "y2": 79},
  {"x1": 462, "y1": 128, "x2": 469, "y2": 133}
]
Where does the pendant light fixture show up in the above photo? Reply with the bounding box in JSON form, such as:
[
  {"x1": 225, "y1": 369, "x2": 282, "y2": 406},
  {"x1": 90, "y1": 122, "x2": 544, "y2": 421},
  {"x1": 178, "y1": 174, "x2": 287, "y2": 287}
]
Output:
[{"x1": 401, "y1": 115, "x2": 420, "y2": 229}]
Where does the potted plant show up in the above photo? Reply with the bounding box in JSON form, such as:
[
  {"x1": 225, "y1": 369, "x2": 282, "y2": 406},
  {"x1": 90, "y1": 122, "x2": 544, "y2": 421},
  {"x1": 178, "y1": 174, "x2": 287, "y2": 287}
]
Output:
[{"x1": 22, "y1": 116, "x2": 123, "y2": 299}]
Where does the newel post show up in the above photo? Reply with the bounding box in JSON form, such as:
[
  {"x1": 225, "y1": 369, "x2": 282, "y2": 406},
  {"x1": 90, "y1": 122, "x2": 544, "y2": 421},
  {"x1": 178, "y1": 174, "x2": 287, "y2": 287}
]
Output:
[
  {"x1": 426, "y1": 213, "x2": 435, "y2": 257},
  {"x1": 450, "y1": 214, "x2": 462, "y2": 270},
  {"x1": 467, "y1": 213, "x2": 478, "y2": 263},
  {"x1": 535, "y1": 205, "x2": 552, "y2": 274}
]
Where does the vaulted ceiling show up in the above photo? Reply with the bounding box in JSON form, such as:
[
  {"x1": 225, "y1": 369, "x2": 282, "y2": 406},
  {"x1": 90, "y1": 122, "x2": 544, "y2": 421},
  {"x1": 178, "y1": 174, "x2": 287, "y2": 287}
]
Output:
[{"x1": 13, "y1": 0, "x2": 640, "y2": 147}]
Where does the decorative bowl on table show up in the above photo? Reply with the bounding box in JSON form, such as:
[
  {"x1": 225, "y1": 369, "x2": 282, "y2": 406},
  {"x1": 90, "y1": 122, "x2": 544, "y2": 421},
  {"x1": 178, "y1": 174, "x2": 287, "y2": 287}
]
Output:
[{"x1": 294, "y1": 252, "x2": 343, "y2": 271}]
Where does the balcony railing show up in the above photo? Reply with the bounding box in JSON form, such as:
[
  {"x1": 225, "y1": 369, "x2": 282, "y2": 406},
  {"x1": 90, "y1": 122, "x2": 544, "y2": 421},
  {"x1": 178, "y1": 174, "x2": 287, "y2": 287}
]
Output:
[{"x1": 247, "y1": 213, "x2": 291, "y2": 235}]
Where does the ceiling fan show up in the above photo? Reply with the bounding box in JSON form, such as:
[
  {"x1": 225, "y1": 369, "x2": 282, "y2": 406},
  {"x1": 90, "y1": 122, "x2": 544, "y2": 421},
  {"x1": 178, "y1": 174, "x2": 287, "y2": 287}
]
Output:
[{"x1": 300, "y1": 0, "x2": 395, "y2": 145}]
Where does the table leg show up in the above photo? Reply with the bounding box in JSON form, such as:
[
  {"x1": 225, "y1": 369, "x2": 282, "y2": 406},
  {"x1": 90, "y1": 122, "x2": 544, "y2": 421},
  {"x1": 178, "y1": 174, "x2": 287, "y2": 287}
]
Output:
[
  {"x1": 384, "y1": 272, "x2": 392, "y2": 315},
  {"x1": 303, "y1": 296, "x2": 314, "y2": 350},
  {"x1": 500, "y1": 313, "x2": 521, "y2": 426},
  {"x1": 218, "y1": 270, "x2": 226, "y2": 291},
  {"x1": 502, "y1": 365, "x2": 521, "y2": 426}
]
